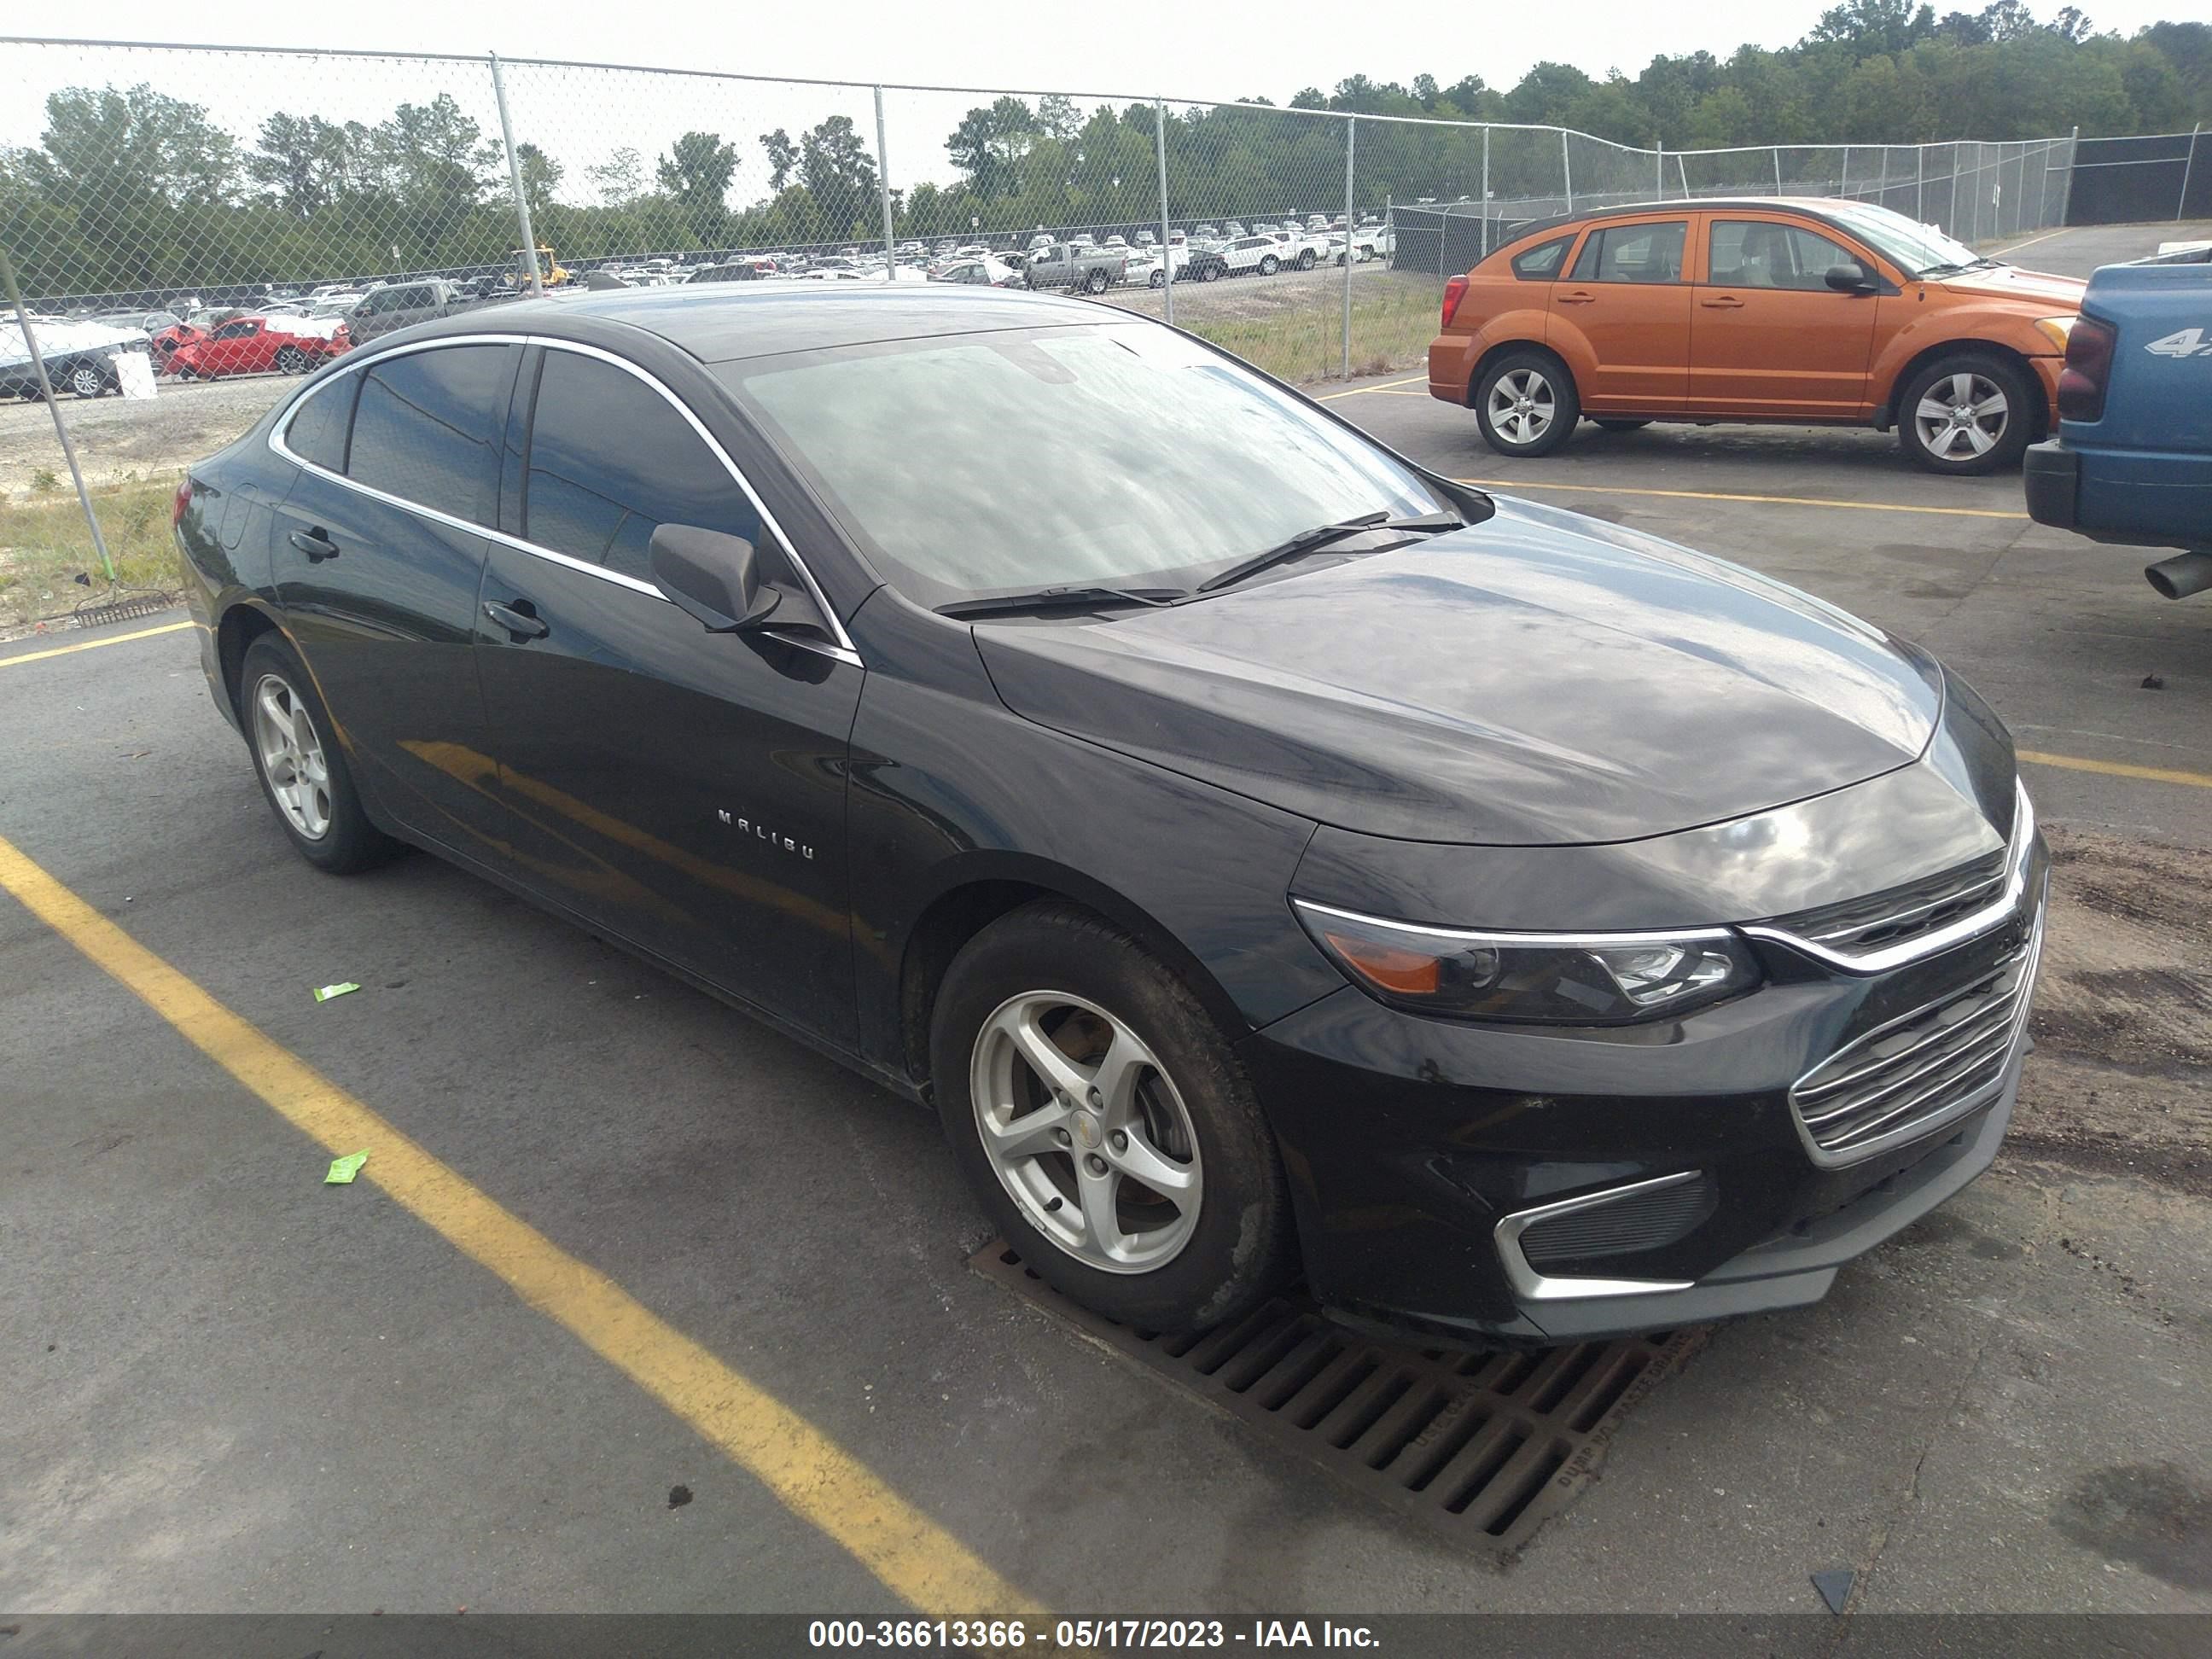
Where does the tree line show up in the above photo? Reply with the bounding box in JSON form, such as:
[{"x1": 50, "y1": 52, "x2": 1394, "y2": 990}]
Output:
[{"x1": 1, "y1": 1, "x2": 2204, "y2": 300}]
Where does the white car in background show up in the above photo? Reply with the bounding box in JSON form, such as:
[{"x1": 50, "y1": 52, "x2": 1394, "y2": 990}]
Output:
[
  {"x1": 1266, "y1": 227, "x2": 1325, "y2": 270},
  {"x1": 1217, "y1": 234, "x2": 1284, "y2": 276},
  {"x1": 1120, "y1": 246, "x2": 1190, "y2": 288},
  {"x1": 932, "y1": 253, "x2": 1025, "y2": 288}
]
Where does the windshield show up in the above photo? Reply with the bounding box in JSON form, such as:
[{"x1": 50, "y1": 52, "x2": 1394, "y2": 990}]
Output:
[
  {"x1": 724, "y1": 323, "x2": 1449, "y2": 608},
  {"x1": 1819, "y1": 201, "x2": 1985, "y2": 276}
]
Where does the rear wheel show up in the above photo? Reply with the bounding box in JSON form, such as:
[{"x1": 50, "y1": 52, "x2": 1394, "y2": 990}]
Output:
[
  {"x1": 931, "y1": 903, "x2": 1295, "y2": 1332},
  {"x1": 1297, "y1": 249, "x2": 1316, "y2": 270},
  {"x1": 1149, "y1": 269, "x2": 1166, "y2": 289},
  {"x1": 66, "y1": 361, "x2": 106, "y2": 399},
  {"x1": 275, "y1": 345, "x2": 309, "y2": 374},
  {"x1": 1199, "y1": 263, "x2": 1221, "y2": 282},
  {"x1": 1085, "y1": 267, "x2": 1109, "y2": 295},
  {"x1": 1474, "y1": 350, "x2": 1580, "y2": 457},
  {"x1": 240, "y1": 635, "x2": 402, "y2": 875},
  {"x1": 1258, "y1": 253, "x2": 1279, "y2": 276},
  {"x1": 1898, "y1": 352, "x2": 2034, "y2": 475}
]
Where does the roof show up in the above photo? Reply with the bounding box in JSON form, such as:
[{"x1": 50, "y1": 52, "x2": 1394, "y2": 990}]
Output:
[
  {"x1": 1486, "y1": 195, "x2": 1902, "y2": 247},
  {"x1": 471, "y1": 281, "x2": 1110, "y2": 365}
]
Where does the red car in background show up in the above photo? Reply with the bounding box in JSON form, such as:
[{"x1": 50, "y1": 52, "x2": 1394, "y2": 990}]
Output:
[{"x1": 165, "y1": 314, "x2": 350, "y2": 380}]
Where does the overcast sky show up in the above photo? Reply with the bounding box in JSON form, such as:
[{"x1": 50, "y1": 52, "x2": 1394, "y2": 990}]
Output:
[{"x1": 17, "y1": 0, "x2": 2192, "y2": 105}]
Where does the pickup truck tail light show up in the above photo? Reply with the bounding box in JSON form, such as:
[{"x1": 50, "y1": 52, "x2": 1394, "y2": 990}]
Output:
[
  {"x1": 2056, "y1": 314, "x2": 2116, "y2": 423},
  {"x1": 1441, "y1": 275, "x2": 1470, "y2": 329}
]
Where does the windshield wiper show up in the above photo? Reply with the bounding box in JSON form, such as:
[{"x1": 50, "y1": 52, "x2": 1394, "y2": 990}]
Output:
[
  {"x1": 935, "y1": 585, "x2": 1187, "y2": 619},
  {"x1": 1196, "y1": 511, "x2": 1463, "y2": 594},
  {"x1": 1915, "y1": 257, "x2": 2000, "y2": 279}
]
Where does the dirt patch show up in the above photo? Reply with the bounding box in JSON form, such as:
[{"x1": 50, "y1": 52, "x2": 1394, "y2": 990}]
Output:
[
  {"x1": 2009, "y1": 825, "x2": 2212, "y2": 1194},
  {"x1": 0, "y1": 375, "x2": 287, "y2": 498}
]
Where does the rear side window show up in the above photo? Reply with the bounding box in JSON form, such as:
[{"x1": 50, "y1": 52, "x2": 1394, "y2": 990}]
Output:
[
  {"x1": 523, "y1": 349, "x2": 764, "y2": 585},
  {"x1": 282, "y1": 376, "x2": 358, "y2": 474},
  {"x1": 1569, "y1": 221, "x2": 1688, "y2": 284},
  {"x1": 1510, "y1": 236, "x2": 1574, "y2": 280},
  {"x1": 346, "y1": 344, "x2": 516, "y2": 526}
]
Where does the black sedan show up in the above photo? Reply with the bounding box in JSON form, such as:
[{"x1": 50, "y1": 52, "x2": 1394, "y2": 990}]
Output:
[{"x1": 176, "y1": 285, "x2": 2046, "y2": 1345}]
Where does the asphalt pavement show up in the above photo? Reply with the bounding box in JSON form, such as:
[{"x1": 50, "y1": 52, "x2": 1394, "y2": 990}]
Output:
[{"x1": 2, "y1": 220, "x2": 2207, "y2": 1623}]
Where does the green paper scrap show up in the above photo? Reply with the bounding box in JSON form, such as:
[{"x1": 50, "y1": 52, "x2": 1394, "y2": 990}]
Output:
[
  {"x1": 312, "y1": 981, "x2": 360, "y2": 1004},
  {"x1": 325, "y1": 1150, "x2": 369, "y2": 1185}
]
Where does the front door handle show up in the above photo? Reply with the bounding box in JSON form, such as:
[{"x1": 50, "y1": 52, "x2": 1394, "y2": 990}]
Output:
[
  {"x1": 1555, "y1": 288, "x2": 1596, "y2": 304},
  {"x1": 483, "y1": 599, "x2": 549, "y2": 641},
  {"x1": 1700, "y1": 294, "x2": 1745, "y2": 309},
  {"x1": 289, "y1": 527, "x2": 339, "y2": 561}
]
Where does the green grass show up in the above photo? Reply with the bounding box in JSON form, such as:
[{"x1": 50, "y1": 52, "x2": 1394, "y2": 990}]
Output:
[
  {"x1": 1178, "y1": 275, "x2": 1440, "y2": 386},
  {"x1": 0, "y1": 476, "x2": 182, "y2": 629}
]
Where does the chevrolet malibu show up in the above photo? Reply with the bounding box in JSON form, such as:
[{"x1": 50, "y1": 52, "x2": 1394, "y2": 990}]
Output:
[{"x1": 177, "y1": 286, "x2": 2046, "y2": 1345}]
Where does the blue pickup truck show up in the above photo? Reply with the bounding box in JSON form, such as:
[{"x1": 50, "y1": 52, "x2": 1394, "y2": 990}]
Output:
[{"x1": 2023, "y1": 247, "x2": 2212, "y2": 599}]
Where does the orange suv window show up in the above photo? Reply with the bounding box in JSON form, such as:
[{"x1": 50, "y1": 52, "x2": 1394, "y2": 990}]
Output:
[
  {"x1": 1709, "y1": 220, "x2": 1859, "y2": 291},
  {"x1": 1510, "y1": 235, "x2": 1575, "y2": 279},
  {"x1": 1568, "y1": 220, "x2": 1688, "y2": 283}
]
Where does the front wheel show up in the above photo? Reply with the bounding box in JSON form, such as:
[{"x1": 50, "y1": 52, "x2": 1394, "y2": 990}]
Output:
[
  {"x1": 1898, "y1": 352, "x2": 2034, "y2": 475},
  {"x1": 240, "y1": 635, "x2": 403, "y2": 875},
  {"x1": 1258, "y1": 254, "x2": 1279, "y2": 276},
  {"x1": 931, "y1": 903, "x2": 1295, "y2": 1332},
  {"x1": 67, "y1": 362, "x2": 106, "y2": 399},
  {"x1": 275, "y1": 345, "x2": 309, "y2": 374},
  {"x1": 1199, "y1": 263, "x2": 1221, "y2": 282},
  {"x1": 1474, "y1": 350, "x2": 1580, "y2": 457},
  {"x1": 1149, "y1": 269, "x2": 1165, "y2": 289},
  {"x1": 1084, "y1": 267, "x2": 1109, "y2": 295},
  {"x1": 1297, "y1": 249, "x2": 1316, "y2": 270}
]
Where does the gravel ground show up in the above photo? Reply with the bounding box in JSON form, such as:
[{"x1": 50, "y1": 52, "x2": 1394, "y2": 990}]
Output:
[{"x1": 0, "y1": 375, "x2": 290, "y2": 496}]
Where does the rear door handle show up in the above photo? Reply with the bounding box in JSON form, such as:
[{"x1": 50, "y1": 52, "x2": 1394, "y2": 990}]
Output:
[
  {"x1": 1556, "y1": 289, "x2": 1596, "y2": 304},
  {"x1": 482, "y1": 598, "x2": 550, "y2": 640},
  {"x1": 288, "y1": 527, "x2": 339, "y2": 561},
  {"x1": 1700, "y1": 295, "x2": 1745, "y2": 309}
]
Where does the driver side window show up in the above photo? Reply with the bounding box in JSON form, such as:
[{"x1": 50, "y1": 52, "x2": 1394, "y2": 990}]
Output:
[{"x1": 1709, "y1": 220, "x2": 1860, "y2": 292}]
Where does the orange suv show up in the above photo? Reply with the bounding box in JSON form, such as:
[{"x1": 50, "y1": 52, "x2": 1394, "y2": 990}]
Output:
[{"x1": 1428, "y1": 197, "x2": 2086, "y2": 475}]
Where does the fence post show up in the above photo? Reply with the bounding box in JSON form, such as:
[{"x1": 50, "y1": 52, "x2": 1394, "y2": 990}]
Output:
[
  {"x1": 1877, "y1": 147, "x2": 1887, "y2": 209},
  {"x1": 1656, "y1": 143, "x2": 1664, "y2": 202},
  {"x1": 1840, "y1": 145, "x2": 1848, "y2": 198},
  {"x1": 1155, "y1": 98, "x2": 1174, "y2": 328},
  {"x1": 1562, "y1": 131, "x2": 1573, "y2": 213},
  {"x1": 0, "y1": 244, "x2": 116, "y2": 585},
  {"x1": 1480, "y1": 127, "x2": 1490, "y2": 258},
  {"x1": 2181, "y1": 122, "x2": 2203, "y2": 223},
  {"x1": 1773, "y1": 147, "x2": 1784, "y2": 193},
  {"x1": 2058, "y1": 126, "x2": 2079, "y2": 229},
  {"x1": 1341, "y1": 116, "x2": 1355, "y2": 379},
  {"x1": 1916, "y1": 144, "x2": 1924, "y2": 222},
  {"x1": 872, "y1": 86, "x2": 896, "y2": 282},
  {"x1": 1678, "y1": 152, "x2": 1690, "y2": 195},
  {"x1": 1948, "y1": 146, "x2": 1961, "y2": 240},
  {"x1": 488, "y1": 53, "x2": 542, "y2": 298}
]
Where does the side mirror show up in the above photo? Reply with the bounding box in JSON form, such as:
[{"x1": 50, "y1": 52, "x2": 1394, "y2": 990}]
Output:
[
  {"x1": 649, "y1": 524, "x2": 781, "y2": 633},
  {"x1": 1825, "y1": 262, "x2": 1878, "y2": 294}
]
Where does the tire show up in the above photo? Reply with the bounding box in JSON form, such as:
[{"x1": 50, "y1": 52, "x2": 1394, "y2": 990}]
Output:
[
  {"x1": 238, "y1": 635, "x2": 402, "y2": 875},
  {"x1": 1297, "y1": 249, "x2": 1316, "y2": 271},
  {"x1": 174, "y1": 364, "x2": 197, "y2": 381},
  {"x1": 275, "y1": 345, "x2": 309, "y2": 374},
  {"x1": 1897, "y1": 352, "x2": 2034, "y2": 476},
  {"x1": 1474, "y1": 349, "x2": 1580, "y2": 457},
  {"x1": 66, "y1": 361, "x2": 105, "y2": 399},
  {"x1": 1258, "y1": 254, "x2": 1279, "y2": 276},
  {"x1": 1199, "y1": 263, "x2": 1221, "y2": 282},
  {"x1": 1149, "y1": 269, "x2": 1166, "y2": 288},
  {"x1": 930, "y1": 902, "x2": 1296, "y2": 1332},
  {"x1": 1085, "y1": 268, "x2": 1109, "y2": 295},
  {"x1": 1594, "y1": 419, "x2": 1652, "y2": 432}
]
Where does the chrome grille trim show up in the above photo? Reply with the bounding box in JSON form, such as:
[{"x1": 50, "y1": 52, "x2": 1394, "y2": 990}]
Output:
[
  {"x1": 1799, "y1": 858, "x2": 2007, "y2": 948},
  {"x1": 1744, "y1": 783, "x2": 2034, "y2": 975},
  {"x1": 1787, "y1": 885, "x2": 2045, "y2": 1169}
]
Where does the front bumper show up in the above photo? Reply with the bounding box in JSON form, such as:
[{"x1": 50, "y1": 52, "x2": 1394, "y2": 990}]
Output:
[{"x1": 1239, "y1": 870, "x2": 2044, "y2": 1348}]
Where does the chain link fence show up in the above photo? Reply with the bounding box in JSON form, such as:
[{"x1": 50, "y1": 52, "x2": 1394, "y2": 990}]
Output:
[{"x1": 0, "y1": 35, "x2": 2083, "y2": 624}]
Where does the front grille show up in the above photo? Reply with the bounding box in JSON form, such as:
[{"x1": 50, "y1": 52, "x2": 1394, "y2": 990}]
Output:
[
  {"x1": 1790, "y1": 918, "x2": 2041, "y2": 1161},
  {"x1": 1772, "y1": 847, "x2": 2008, "y2": 956},
  {"x1": 1518, "y1": 1173, "x2": 1717, "y2": 1270}
]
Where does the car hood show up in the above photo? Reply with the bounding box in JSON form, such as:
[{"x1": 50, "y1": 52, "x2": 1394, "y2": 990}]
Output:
[
  {"x1": 1931, "y1": 264, "x2": 2085, "y2": 308},
  {"x1": 975, "y1": 498, "x2": 1943, "y2": 846}
]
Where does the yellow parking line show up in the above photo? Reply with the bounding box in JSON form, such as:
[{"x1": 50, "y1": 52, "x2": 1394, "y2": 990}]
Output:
[
  {"x1": 2019, "y1": 749, "x2": 2212, "y2": 790},
  {"x1": 1318, "y1": 375, "x2": 1427, "y2": 400},
  {"x1": 0, "y1": 832, "x2": 1039, "y2": 1616},
  {"x1": 1458, "y1": 478, "x2": 2029, "y2": 520},
  {"x1": 0, "y1": 619, "x2": 191, "y2": 668}
]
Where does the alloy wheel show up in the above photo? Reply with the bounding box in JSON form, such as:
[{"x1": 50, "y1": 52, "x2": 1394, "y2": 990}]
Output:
[
  {"x1": 252, "y1": 672, "x2": 334, "y2": 840},
  {"x1": 1487, "y1": 368, "x2": 1556, "y2": 445},
  {"x1": 68, "y1": 364, "x2": 103, "y2": 397},
  {"x1": 1913, "y1": 371, "x2": 2008, "y2": 460},
  {"x1": 969, "y1": 990, "x2": 1202, "y2": 1274}
]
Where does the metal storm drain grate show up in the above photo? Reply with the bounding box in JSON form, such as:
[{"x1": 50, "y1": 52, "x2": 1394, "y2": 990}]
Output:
[
  {"x1": 972, "y1": 1242, "x2": 1704, "y2": 1556},
  {"x1": 71, "y1": 591, "x2": 172, "y2": 629}
]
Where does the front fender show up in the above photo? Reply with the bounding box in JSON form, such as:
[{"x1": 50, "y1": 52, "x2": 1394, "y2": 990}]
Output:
[{"x1": 1872, "y1": 307, "x2": 2063, "y2": 418}]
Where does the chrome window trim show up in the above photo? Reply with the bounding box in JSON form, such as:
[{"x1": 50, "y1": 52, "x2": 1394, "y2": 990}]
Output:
[
  {"x1": 1743, "y1": 783, "x2": 2034, "y2": 975},
  {"x1": 1493, "y1": 1171, "x2": 1701, "y2": 1301},
  {"x1": 265, "y1": 330, "x2": 863, "y2": 669},
  {"x1": 1289, "y1": 900, "x2": 1738, "y2": 952}
]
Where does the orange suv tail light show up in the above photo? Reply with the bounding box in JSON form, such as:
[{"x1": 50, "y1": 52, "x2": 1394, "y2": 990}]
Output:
[{"x1": 1441, "y1": 275, "x2": 1470, "y2": 329}]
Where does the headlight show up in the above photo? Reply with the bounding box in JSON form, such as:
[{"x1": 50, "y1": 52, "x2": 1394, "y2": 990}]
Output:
[
  {"x1": 1293, "y1": 901, "x2": 1761, "y2": 1025},
  {"x1": 2033, "y1": 315, "x2": 2076, "y2": 351}
]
